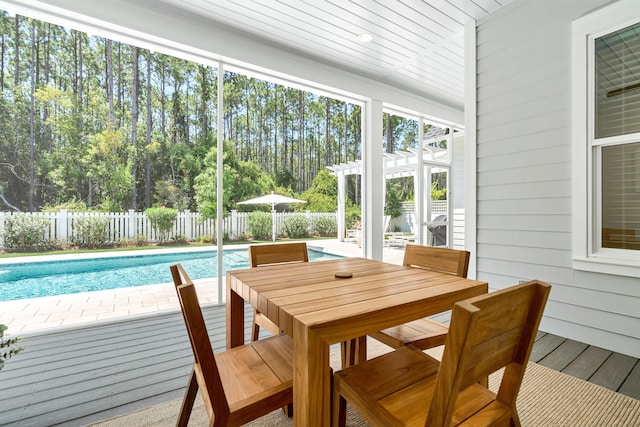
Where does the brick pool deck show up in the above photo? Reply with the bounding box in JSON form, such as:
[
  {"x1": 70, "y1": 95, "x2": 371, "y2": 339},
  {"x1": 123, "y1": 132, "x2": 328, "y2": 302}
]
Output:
[{"x1": 0, "y1": 240, "x2": 405, "y2": 335}]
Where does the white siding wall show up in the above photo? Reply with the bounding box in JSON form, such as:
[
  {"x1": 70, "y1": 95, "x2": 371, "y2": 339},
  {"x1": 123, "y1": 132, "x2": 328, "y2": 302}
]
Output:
[{"x1": 475, "y1": 0, "x2": 640, "y2": 358}]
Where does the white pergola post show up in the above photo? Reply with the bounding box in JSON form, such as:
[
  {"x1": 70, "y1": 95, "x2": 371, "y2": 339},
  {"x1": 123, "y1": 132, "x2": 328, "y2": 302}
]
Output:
[
  {"x1": 415, "y1": 119, "x2": 425, "y2": 245},
  {"x1": 337, "y1": 173, "x2": 346, "y2": 242}
]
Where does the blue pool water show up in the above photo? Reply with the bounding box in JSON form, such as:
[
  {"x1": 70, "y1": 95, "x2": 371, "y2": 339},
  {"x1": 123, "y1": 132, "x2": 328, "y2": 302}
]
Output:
[{"x1": 0, "y1": 249, "x2": 341, "y2": 302}]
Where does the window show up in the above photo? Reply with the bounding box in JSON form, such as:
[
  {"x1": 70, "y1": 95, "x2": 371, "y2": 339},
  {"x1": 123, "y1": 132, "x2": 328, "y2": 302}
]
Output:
[{"x1": 573, "y1": 0, "x2": 640, "y2": 276}]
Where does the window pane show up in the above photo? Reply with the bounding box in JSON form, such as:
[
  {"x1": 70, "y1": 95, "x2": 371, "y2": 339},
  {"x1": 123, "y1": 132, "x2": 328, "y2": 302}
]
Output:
[
  {"x1": 601, "y1": 141, "x2": 640, "y2": 250},
  {"x1": 595, "y1": 22, "x2": 640, "y2": 139}
]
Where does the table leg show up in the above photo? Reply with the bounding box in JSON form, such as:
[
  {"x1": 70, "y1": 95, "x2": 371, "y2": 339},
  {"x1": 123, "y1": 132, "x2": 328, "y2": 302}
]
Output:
[
  {"x1": 293, "y1": 320, "x2": 331, "y2": 426},
  {"x1": 226, "y1": 285, "x2": 245, "y2": 349}
]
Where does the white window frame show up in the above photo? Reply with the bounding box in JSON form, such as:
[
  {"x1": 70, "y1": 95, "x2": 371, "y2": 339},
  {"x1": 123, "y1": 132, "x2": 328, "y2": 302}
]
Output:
[{"x1": 572, "y1": 0, "x2": 640, "y2": 277}]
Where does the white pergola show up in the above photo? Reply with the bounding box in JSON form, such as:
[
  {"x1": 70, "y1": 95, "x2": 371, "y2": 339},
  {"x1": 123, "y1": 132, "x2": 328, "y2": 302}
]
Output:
[{"x1": 328, "y1": 144, "x2": 450, "y2": 246}]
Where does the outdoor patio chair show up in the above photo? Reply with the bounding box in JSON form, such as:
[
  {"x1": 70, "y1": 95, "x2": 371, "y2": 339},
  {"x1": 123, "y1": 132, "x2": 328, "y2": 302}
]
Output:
[
  {"x1": 369, "y1": 244, "x2": 470, "y2": 350},
  {"x1": 248, "y1": 242, "x2": 309, "y2": 341},
  {"x1": 332, "y1": 280, "x2": 551, "y2": 426},
  {"x1": 170, "y1": 263, "x2": 294, "y2": 426}
]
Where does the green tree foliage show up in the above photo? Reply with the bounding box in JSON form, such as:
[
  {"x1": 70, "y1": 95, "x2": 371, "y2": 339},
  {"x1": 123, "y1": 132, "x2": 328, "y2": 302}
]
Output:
[
  {"x1": 194, "y1": 141, "x2": 269, "y2": 219},
  {"x1": 0, "y1": 324, "x2": 23, "y2": 371},
  {"x1": 0, "y1": 12, "x2": 427, "y2": 215},
  {"x1": 85, "y1": 130, "x2": 132, "y2": 211},
  {"x1": 384, "y1": 185, "x2": 403, "y2": 218},
  {"x1": 300, "y1": 170, "x2": 338, "y2": 212}
]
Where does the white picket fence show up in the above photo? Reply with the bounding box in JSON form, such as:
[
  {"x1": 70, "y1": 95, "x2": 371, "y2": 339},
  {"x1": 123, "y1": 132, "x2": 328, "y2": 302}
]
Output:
[{"x1": 0, "y1": 209, "x2": 337, "y2": 248}]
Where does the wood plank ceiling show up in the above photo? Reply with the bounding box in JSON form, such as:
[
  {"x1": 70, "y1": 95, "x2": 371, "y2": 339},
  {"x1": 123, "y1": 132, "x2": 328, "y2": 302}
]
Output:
[{"x1": 158, "y1": 0, "x2": 513, "y2": 109}]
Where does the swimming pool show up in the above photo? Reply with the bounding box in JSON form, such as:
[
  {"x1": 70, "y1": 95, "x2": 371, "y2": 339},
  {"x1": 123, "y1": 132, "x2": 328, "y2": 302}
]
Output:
[{"x1": 0, "y1": 248, "x2": 342, "y2": 302}]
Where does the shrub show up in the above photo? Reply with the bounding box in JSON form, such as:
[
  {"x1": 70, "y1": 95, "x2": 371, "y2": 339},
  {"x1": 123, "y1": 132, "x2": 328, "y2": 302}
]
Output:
[
  {"x1": 283, "y1": 214, "x2": 310, "y2": 238},
  {"x1": 345, "y1": 210, "x2": 361, "y2": 230},
  {"x1": 70, "y1": 216, "x2": 111, "y2": 248},
  {"x1": 313, "y1": 216, "x2": 337, "y2": 237},
  {"x1": 0, "y1": 214, "x2": 50, "y2": 251},
  {"x1": 197, "y1": 235, "x2": 213, "y2": 244},
  {"x1": 173, "y1": 234, "x2": 188, "y2": 244},
  {"x1": 247, "y1": 211, "x2": 272, "y2": 240},
  {"x1": 0, "y1": 324, "x2": 23, "y2": 371},
  {"x1": 384, "y1": 187, "x2": 403, "y2": 218},
  {"x1": 133, "y1": 234, "x2": 148, "y2": 246},
  {"x1": 115, "y1": 234, "x2": 148, "y2": 247},
  {"x1": 145, "y1": 207, "x2": 178, "y2": 244}
]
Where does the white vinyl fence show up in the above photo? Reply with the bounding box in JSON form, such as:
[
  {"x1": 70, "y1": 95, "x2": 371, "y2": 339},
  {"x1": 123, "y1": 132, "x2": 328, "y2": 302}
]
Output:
[{"x1": 0, "y1": 210, "x2": 337, "y2": 249}]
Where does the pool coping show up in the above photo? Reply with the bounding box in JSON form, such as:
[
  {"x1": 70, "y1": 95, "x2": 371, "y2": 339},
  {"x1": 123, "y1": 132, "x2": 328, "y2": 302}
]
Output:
[{"x1": 0, "y1": 244, "x2": 223, "y2": 265}]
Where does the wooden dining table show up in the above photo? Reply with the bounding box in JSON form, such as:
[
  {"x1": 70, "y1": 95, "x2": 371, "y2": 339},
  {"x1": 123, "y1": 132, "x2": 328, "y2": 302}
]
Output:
[{"x1": 226, "y1": 257, "x2": 488, "y2": 426}]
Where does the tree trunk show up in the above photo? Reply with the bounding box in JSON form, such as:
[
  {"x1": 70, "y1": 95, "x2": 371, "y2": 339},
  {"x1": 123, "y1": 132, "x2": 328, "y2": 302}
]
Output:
[
  {"x1": 343, "y1": 104, "x2": 348, "y2": 163},
  {"x1": 160, "y1": 60, "x2": 166, "y2": 134},
  {"x1": 1, "y1": 32, "x2": 5, "y2": 90},
  {"x1": 325, "y1": 98, "x2": 331, "y2": 166},
  {"x1": 131, "y1": 46, "x2": 139, "y2": 210},
  {"x1": 273, "y1": 85, "x2": 278, "y2": 175},
  {"x1": 386, "y1": 112, "x2": 393, "y2": 153},
  {"x1": 106, "y1": 39, "x2": 115, "y2": 126},
  {"x1": 145, "y1": 49, "x2": 152, "y2": 208},
  {"x1": 13, "y1": 15, "x2": 19, "y2": 87},
  {"x1": 28, "y1": 21, "x2": 36, "y2": 211},
  {"x1": 297, "y1": 90, "x2": 304, "y2": 193},
  {"x1": 78, "y1": 32, "x2": 83, "y2": 109},
  {"x1": 117, "y1": 43, "x2": 124, "y2": 127}
]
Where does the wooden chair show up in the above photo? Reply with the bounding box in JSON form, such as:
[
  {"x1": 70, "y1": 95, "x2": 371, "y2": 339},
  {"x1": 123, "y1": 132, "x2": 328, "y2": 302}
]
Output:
[
  {"x1": 170, "y1": 263, "x2": 294, "y2": 426},
  {"x1": 332, "y1": 280, "x2": 551, "y2": 427},
  {"x1": 369, "y1": 244, "x2": 470, "y2": 350},
  {"x1": 248, "y1": 242, "x2": 309, "y2": 341}
]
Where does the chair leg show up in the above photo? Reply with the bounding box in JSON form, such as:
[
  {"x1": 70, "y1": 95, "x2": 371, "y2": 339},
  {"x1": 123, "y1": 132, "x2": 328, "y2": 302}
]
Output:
[
  {"x1": 251, "y1": 310, "x2": 260, "y2": 342},
  {"x1": 283, "y1": 403, "x2": 294, "y2": 417},
  {"x1": 340, "y1": 336, "x2": 368, "y2": 368},
  {"x1": 331, "y1": 391, "x2": 347, "y2": 427},
  {"x1": 177, "y1": 367, "x2": 199, "y2": 427},
  {"x1": 355, "y1": 336, "x2": 367, "y2": 364}
]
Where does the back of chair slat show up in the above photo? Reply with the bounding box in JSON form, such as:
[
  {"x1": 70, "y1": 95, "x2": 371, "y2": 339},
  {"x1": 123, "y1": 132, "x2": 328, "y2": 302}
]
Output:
[
  {"x1": 427, "y1": 280, "x2": 550, "y2": 426},
  {"x1": 402, "y1": 244, "x2": 470, "y2": 277},
  {"x1": 170, "y1": 264, "x2": 230, "y2": 418},
  {"x1": 249, "y1": 242, "x2": 309, "y2": 267}
]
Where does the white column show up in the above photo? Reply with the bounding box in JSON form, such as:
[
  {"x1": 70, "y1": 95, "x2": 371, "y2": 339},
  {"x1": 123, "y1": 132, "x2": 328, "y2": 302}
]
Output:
[
  {"x1": 464, "y1": 20, "x2": 478, "y2": 279},
  {"x1": 416, "y1": 120, "x2": 424, "y2": 245},
  {"x1": 216, "y1": 62, "x2": 224, "y2": 302},
  {"x1": 363, "y1": 99, "x2": 384, "y2": 260},
  {"x1": 337, "y1": 173, "x2": 345, "y2": 241}
]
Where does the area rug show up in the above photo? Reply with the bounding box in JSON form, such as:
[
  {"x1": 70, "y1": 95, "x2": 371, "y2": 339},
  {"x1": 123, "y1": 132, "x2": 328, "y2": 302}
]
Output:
[{"x1": 88, "y1": 341, "x2": 640, "y2": 427}]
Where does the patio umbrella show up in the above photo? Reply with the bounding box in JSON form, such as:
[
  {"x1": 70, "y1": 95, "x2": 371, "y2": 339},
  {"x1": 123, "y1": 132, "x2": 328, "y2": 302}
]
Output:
[{"x1": 238, "y1": 191, "x2": 306, "y2": 241}]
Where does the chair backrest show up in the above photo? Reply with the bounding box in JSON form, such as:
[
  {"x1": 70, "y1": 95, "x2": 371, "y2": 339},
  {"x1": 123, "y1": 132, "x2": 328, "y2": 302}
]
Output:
[
  {"x1": 170, "y1": 263, "x2": 229, "y2": 419},
  {"x1": 427, "y1": 280, "x2": 551, "y2": 426},
  {"x1": 248, "y1": 242, "x2": 309, "y2": 267},
  {"x1": 402, "y1": 244, "x2": 470, "y2": 277}
]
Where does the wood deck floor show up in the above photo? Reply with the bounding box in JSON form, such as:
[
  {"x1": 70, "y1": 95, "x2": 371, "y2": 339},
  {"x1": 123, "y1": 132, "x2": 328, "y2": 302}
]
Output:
[{"x1": 1, "y1": 305, "x2": 638, "y2": 427}]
